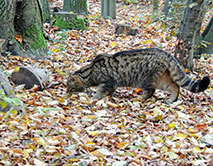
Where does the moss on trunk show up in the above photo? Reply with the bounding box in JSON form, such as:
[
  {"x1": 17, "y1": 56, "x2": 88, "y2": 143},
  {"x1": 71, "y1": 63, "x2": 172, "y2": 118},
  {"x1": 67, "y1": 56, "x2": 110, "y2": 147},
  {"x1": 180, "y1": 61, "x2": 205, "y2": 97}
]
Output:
[{"x1": 22, "y1": 26, "x2": 47, "y2": 49}]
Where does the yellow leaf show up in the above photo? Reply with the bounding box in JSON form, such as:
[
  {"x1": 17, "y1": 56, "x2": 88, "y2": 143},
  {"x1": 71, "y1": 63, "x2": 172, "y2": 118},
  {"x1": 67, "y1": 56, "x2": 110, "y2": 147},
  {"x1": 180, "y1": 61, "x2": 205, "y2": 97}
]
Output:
[
  {"x1": 155, "y1": 137, "x2": 163, "y2": 143},
  {"x1": 36, "y1": 137, "x2": 46, "y2": 147},
  {"x1": 86, "y1": 141, "x2": 96, "y2": 145},
  {"x1": 90, "y1": 150, "x2": 104, "y2": 158},
  {"x1": 117, "y1": 142, "x2": 129, "y2": 149},
  {"x1": 161, "y1": 146, "x2": 168, "y2": 153},
  {"x1": 85, "y1": 141, "x2": 96, "y2": 151},
  {"x1": 89, "y1": 131, "x2": 98, "y2": 136},
  {"x1": 75, "y1": 130, "x2": 80, "y2": 135},
  {"x1": 11, "y1": 110, "x2": 18, "y2": 116},
  {"x1": 58, "y1": 97, "x2": 65, "y2": 103},
  {"x1": 86, "y1": 115, "x2": 97, "y2": 119},
  {"x1": 141, "y1": 39, "x2": 152, "y2": 45},
  {"x1": 68, "y1": 158, "x2": 79, "y2": 162},
  {"x1": 106, "y1": 101, "x2": 118, "y2": 108},
  {"x1": 51, "y1": 48, "x2": 60, "y2": 54},
  {"x1": 8, "y1": 124, "x2": 15, "y2": 131},
  {"x1": 193, "y1": 147, "x2": 203, "y2": 153},
  {"x1": 129, "y1": 17, "x2": 133, "y2": 21},
  {"x1": 111, "y1": 42, "x2": 117, "y2": 48},
  {"x1": 184, "y1": 68, "x2": 189, "y2": 73},
  {"x1": 168, "y1": 122, "x2": 175, "y2": 129},
  {"x1": 188, "y1": 128, "x2": 196, "y2": 133},
  {"x1": 14, "y1": 66, "x2": 20, "y2": 72},
  {"x1": 176, "y1": 133, "x2": 186, "y2": 138},
  {"x1": 191, "y1": 134, "x2": 199, "y2": 139},
  {"x1": 147, "y1": 39, "x2": 152, "y2": 45},
  {"x1": 55, "y1": 56, "x2": 60, "y2": 61},
  {"x1": 24, "y1": 148, "x2": 33, "y2": 158}
]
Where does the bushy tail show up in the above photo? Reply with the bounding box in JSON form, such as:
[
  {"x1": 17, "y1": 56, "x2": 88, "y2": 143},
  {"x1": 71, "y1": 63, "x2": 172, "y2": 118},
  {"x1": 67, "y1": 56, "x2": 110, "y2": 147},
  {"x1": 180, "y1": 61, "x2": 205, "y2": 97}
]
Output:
[
  {"x1": 168, "y1": 56, "x2": 210, "y2": 93},
  {"x1": 190, "y1": 76, "x2": 210, "y2": 93}
]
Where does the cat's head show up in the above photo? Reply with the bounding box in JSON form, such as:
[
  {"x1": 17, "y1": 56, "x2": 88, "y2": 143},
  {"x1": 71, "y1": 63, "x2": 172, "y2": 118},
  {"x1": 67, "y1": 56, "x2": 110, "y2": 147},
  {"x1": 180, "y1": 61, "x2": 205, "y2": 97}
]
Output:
[{"x1": 67, "y1": 74, "x2": 86, "y2": 93}]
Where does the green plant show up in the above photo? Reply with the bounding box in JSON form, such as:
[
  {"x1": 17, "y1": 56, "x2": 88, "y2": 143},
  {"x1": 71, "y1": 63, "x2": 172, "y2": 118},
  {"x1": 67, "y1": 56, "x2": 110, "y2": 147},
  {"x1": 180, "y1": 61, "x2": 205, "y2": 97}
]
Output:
[{"x1": 0, "y1": 88, "x2": 25, "y2": 117}]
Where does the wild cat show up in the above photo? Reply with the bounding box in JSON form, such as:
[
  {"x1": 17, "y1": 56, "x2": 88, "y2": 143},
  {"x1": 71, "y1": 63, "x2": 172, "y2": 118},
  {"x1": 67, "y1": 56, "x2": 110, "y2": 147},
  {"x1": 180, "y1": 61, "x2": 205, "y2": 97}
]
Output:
[{"x1": 67, "y1": 48, "x2": 210, "y2": 103}]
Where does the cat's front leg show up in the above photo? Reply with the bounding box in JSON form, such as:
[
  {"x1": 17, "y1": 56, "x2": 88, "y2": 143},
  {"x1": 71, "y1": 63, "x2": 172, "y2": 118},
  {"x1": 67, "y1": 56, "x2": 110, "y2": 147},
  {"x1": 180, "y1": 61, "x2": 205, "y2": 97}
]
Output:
[
  {"x1": 141, "y1": 88, "x2": 155, "y2": 102},
  {"x1": 93, "y1": 80, "x2": 118, "y2": 100}
]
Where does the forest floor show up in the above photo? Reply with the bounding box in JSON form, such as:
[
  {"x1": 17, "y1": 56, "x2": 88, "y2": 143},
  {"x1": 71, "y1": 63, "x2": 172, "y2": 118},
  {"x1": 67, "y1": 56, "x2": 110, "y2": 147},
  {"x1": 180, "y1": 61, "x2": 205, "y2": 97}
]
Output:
[{"x1": 0, "y1": 0, "x2": 213, "y2": 165}]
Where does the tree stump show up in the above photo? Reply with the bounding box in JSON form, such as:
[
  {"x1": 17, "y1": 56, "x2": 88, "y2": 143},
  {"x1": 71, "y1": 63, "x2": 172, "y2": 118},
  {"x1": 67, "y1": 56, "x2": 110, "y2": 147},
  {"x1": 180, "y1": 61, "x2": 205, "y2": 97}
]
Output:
[
  {"x1": 51, "y1": 11, "x2": 87, "y2": 30},
  {"x1": 11, "y1": 66, "x2": 50, "y2": 90}
]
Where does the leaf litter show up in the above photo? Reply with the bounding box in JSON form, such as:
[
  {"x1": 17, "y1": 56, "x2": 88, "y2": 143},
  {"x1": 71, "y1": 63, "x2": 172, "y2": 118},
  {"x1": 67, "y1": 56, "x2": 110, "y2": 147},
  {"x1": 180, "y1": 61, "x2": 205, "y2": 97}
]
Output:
[{"x1": 0, "y1": 0, "x2": 213, "y2": 165}]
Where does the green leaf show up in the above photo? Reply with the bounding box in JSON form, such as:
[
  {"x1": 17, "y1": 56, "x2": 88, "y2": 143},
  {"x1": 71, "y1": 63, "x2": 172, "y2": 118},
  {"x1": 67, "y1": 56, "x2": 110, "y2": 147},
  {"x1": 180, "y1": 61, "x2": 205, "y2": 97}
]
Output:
[
  {"x1": 170, "y1": 30, "x2": 176, "y2": 37},
  {"x1": 189, "y1": 2, "x2": 198, "y2": 8},
  {"x1": 112, "y1": 161, "x2": 127, "y2": 166},
  {"x1": 167, "y1": 152, "x2": 179, "y2": 160},
  {"x1": 0, "y1": 101, "x2": 8, "y2": 109},
  {"x1": 160, "y1": 22, "x2": 166, "y2": 29},
  {"x1": 130, "y1": 145, "x2": 139, "y2": 150}
]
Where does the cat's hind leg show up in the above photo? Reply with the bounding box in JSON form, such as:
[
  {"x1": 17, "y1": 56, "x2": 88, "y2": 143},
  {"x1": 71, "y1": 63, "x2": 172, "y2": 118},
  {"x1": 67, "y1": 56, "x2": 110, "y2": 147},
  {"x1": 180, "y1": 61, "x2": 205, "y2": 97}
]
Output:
[{"x1": 154, "y1": 71, "x2": 180, "y2": 104}]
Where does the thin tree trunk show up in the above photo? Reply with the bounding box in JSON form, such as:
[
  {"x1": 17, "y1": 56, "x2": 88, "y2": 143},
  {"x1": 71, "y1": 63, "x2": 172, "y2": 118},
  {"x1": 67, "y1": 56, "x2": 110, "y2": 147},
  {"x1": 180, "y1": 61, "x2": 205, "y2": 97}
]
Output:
[
  {"x1": 151, "y1": 0, "x2": 158, "y2": 21},
  {"x1": 175, "y1": 0, "x2": 205, "y2": 71},
  {"x1": 162, "y1": 0, "x2": 173, "y2": 16},
  {"x1": 199, "y1": 16, "x2": 213, "y2": 54},
  {"x1": 63, "y1": 0, "x2": 88, "y2": 15},
  {"x1": 41, "y1": 0, "x2": 51, "y2": 23},
  {"x1": 101, "y1": 0, "x2": 116, "y2": 19},
  {"x1": 161, "y1": 0, "x2": 186, "y2": 22}
]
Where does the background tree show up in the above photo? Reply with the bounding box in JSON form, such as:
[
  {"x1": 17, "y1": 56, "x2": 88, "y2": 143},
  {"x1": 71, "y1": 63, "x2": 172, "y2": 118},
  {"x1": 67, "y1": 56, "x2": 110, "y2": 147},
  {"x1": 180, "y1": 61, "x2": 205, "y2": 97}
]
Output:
[
  {"x1": 174, "y1": 0, "x2": 208, "y2": 71},
  {"x1": 162, "y1": 0, "x2": 186, "y2": 20},
  {"x1": 0, "y1": 0, "x2": 50, "y2": 59},
  {"x1": 63, "y1": 0, "x2": 88, "y2": 15},
  {"x1": 101, "y1": 0, "x2": 116, "y2": 19},
  {"x1": 151, "y1": 0, "x2": 158, "y2": 21},
  {"x1": 197, "y1": 16, "x2": 213, "y2": 54}
]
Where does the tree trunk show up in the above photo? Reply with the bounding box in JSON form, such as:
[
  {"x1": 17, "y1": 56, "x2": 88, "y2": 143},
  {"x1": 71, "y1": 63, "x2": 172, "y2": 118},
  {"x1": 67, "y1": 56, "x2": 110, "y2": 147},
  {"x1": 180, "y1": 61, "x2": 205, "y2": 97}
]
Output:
[
  {"x1": 174, "y1": 0, "x2": 205, "y2": 71},
  {"x1": 63, "y1": 0, "x2": 88, "y2": 15},
  {"x1": 161, "y1": 0, "x2": 186, "y2": 21},
  {"x1": 0, "y1": 0, "x2": 48, "y2": 59},
  {"x1": 41, "y1": 0, "x2": 51, "y2": 23},
  {"x1": 101, "y1": 0, "x2": 116, "y2": 19},
  {"x1": 151, "y1": 0, "x2": 158, "y2": 21},
  {"x1": 0, "y1": 0, "x2": 23, "y2": 55},
  {"x1": 199, "y1": 16, "x2": 213, "y2": 54},
  {"x1": 162, "y1": 0, "x2": 173, "y2": 16}
]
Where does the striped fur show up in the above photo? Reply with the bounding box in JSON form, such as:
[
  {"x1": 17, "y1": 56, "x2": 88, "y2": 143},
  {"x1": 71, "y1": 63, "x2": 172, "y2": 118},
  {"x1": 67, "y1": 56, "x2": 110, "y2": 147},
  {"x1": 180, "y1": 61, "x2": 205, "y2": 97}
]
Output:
[{"x1": 67, "y1": 48, "x2": 210, "y2": 103}]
